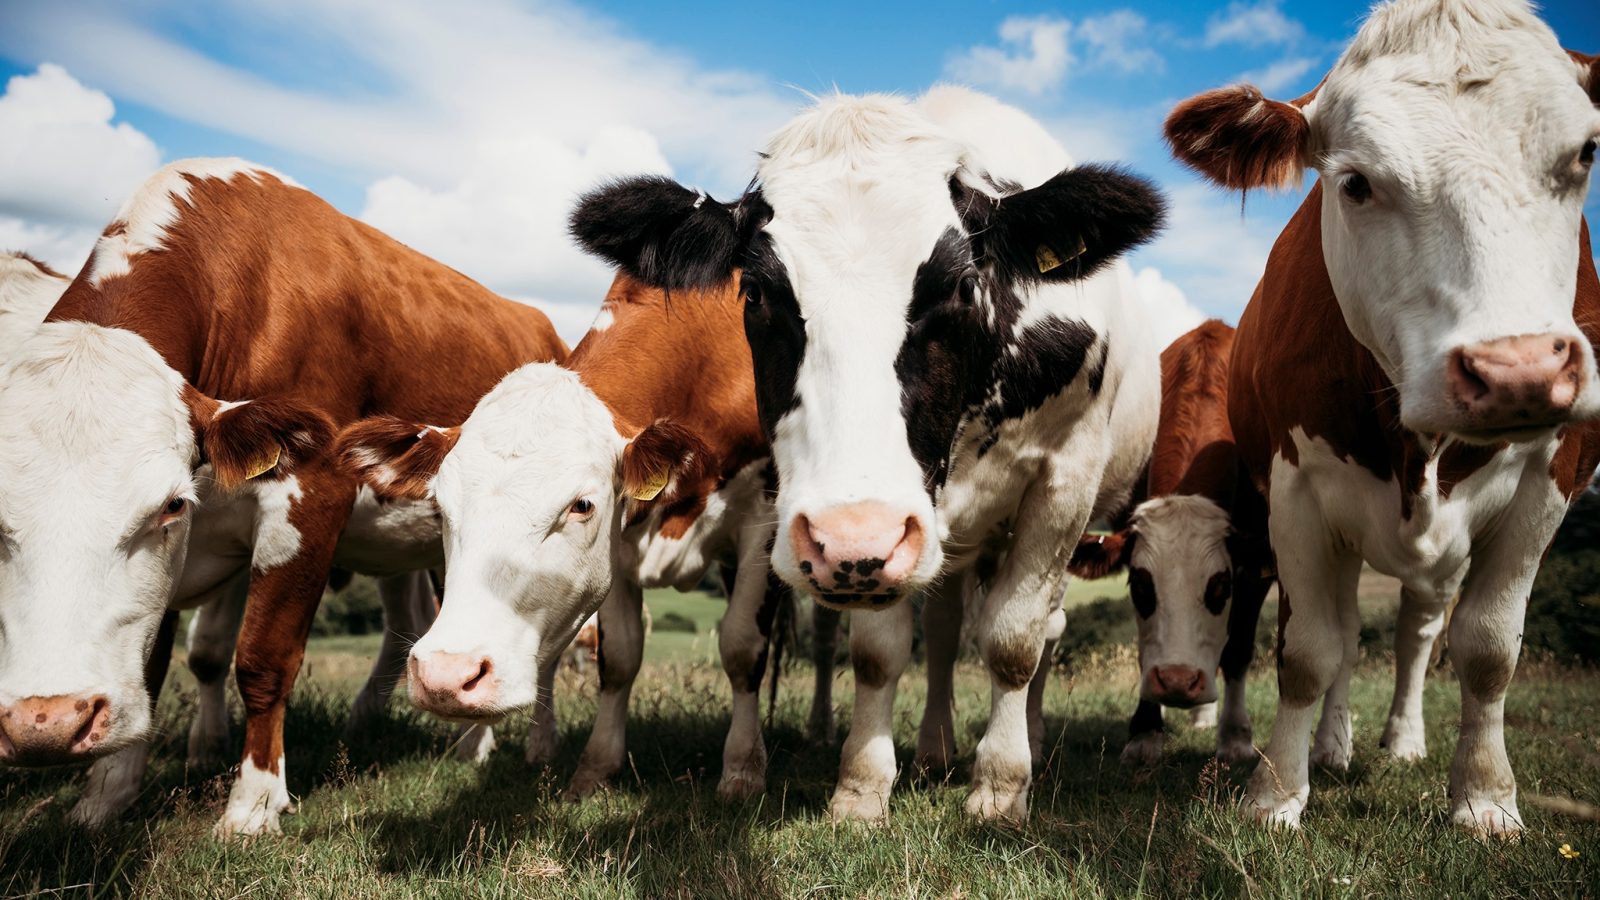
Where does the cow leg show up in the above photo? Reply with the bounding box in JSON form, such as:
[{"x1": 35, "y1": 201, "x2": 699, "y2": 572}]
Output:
[
  {"x1": 1188, "y1": 702, "x2": 1219, "y2": 730},
  {"x1": 186, "y1": 574, "x2": 249, "y2": 766},
  {"x1": 215, "y1": 472, "x2": 354, "y2": 838},
  {"x1": 1380, "y1": 586, "x2": 1451, "y2": 761},
  {"x1": 1121, "y1": 700, "x2": 1165, "y2": 767},
  {"x1": 1309, "y1": 598, "x2": 1360, "y2": 772},
  {"x1": 1216, "y1": 567, "x2": 1269, "y2": 764},
  {"x1": 717, "y1": 559, "x2": 783, "y2": 801},
  {"x1": 914, "y1": 575, "x2": 967, "y2": 775},
  {"x1": 806, "y1": 603, "x2": 841, "y2": 745},
  {"x1": 69, "y1": 611, "x2": 179, "y2": 828},
  {"x1": 1244, "y1": 490, "x2": 1359, "y2": 829},
  {"x1": 565, "y1": 578, "x2": 644, "y2": 799},
  {"x1": 346, "y1": 571, "x2": 432, "y2": 734},
  {"x1": 524, "y1": 658, "x2": 559, "y2": 766},
  {"x1": 831, "y1": 599, "x2": 913, "y2": 822},
  {"x1": 1025, "y1": 601, "x2": 1064, "y2": 767}
]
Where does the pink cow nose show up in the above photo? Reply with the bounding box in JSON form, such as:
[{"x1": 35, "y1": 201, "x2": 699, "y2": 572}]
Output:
[
  {"x1": 1147, "y1": 665, "x2": 1209, "y2": 708},
  {"x1": 0, "y1": 694, "x2": 112, "y2": 765},
  {"x1": 1448, "y1": 334, "x2": 1586, "y2": 430},
  {"x1": 407, "y1": 652, "x2": 499, "y2": 720},
  {"x1": 790, "y1": 501, "x2": 927, "y2": 606}
]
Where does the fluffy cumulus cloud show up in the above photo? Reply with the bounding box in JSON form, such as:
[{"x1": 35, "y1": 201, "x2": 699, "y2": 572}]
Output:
[
  {"x1": 1137, "y1": 183, "x2": 1284, "y2": 323},
  {"x1": 1238, "y1": 56, "x2": 1319, "y2": 94},
  {"x1": 1132, "y1": 267, "x2": 1208, "y2": 350},
  {"x1": 1204, "y1": 0, "x2": 1305, "y2": 48},
  {"x1": 0, "y1": 63, "x2": 162, "y2": 273},
  {"x1": 945, "y1": 11, "x2": 1161, "y2": 95}
]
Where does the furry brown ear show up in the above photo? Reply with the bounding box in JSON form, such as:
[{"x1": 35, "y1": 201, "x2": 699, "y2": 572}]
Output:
[
  {"x1": 1571, "y1": 50, "x2": 1599, "y2": 105},
  {"x1": 619, "y1": 420, "x2": 711, "y2": 504},
  {"x1": 1068, "y1": 531, "x2": 1134, "y2": 580},
  {"x1": 1165, "y1": 84, "x2": 1313, "y2": 191},
  {"x1": 184, "y1": 387, "x2": 336, "y2": 491},
  {"x1": 335, "y1": 416, "x2": 460, "y2": 501}
]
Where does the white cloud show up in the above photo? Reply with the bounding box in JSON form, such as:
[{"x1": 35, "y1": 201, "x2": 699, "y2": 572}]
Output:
[
  {"x1": 1204, "y1": 1, "x2": 1305, "y2": 48},
  {"x1": 946, "y1": 15, "x2": 1074, "y2": 96},
  {"x1": 1077, "y1": 11, "x2": 1162, "y2": 74},
  {"x1": 1133, "y1": 267, "x2": 1208, "y2": 349},
  {"x1": 0, "y1": 216, "x2": 98, "y2": 276},
  {"x1": 1238, "y1": 56, "x2": 1319, "y2": 94},
  {"x1": 1137, "y1": 183, "x2": 1285, "y2": 322},
  {"x1": 0, "y1": 63, "x2": 161, "y2": 229}
]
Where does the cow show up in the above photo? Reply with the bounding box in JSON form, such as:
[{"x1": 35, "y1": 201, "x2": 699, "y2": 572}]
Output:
[
  {"x1": 567, "y1": 85, "x2": 1166, "y2": 822},
  {"x1": 0, "y1": 159, "x2": 566, "y2": 836},
  {"x1": 0, "y1": 252, "x2": 69, "y2": 357},
  {"x1": 1164, "y1": 0, "x2": 1600, "y2": 836},
  {"x1": 338, "y1": 273, "x2": 836, "y2": 800}
]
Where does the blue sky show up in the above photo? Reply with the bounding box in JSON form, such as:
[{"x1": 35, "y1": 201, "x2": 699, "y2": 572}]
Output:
[{"x1": 0, "y1": 0, "x2": 1595, "y2": 341}]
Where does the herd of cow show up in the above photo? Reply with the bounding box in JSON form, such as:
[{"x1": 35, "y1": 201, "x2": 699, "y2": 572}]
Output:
[{"x1": 0, "y1": 0, "x2": 1596, "y2": 846}]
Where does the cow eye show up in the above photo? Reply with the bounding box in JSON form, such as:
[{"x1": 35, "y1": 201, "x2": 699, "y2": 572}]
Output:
[
  {"x1": 1581, "y1": 139, "x2": 1596, "y2": 168},
  {"x1": 957, "y1": 274, "x2": 980, "y2": 305},
  {"x1": 568, "y1": 498, "x2": 595, "y2": 520},
  {"x1": 742, "y1": 280, "x2": 763, "y2": 307},
  {"x1": 1341, "y1": 172, "x2": 1372, "y2": 204},
  {"x1": 163, "y1": 498, "x2": 187, "y2": 517},
  {"x1": 1203, "y1": 571, "x2": 1231, "y2": 615},
  {"x1": 1128, "y1": 568, "x2": 1156, "y2": 619}
]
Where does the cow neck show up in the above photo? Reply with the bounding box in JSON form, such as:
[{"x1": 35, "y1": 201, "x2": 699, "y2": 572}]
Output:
[
  {"x1": 567, "y1": 275, "x2": 766, "y2": 485},
  {"x1": 47, "y1": 249, "x2": 211, "y2": 386},
  {"x1": 1150, "y1": 320, "x2": 1237, "y2": 505},
  {"x1": 1239, "y1": 183, "x2": 1600, "y2": 518}
]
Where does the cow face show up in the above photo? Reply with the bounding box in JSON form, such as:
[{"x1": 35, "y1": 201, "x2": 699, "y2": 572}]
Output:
[
  {"x1": 1123, "y1": 496, "x2": 1233, "y2": 707},
  {"x1": 0, "y1": 322, "x2": 329, "y2": 765},
  {"x1": 1167, "y1": 3, "x2": 1600, "y2": 442},
  {"x1": 571, "y1": 92, "x2": 1163, "y2": 607},
  {"x1": 338, "y1": 363, "x2": 704, "y2": 723}
]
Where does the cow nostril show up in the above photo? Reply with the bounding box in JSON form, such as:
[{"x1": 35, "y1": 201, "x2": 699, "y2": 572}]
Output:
[
  {"x1": 461, "y1": 658, "x2": 492, "y2": 693},
  {"x1": 1451, "y1": 348, "x2": 1491, "y2": 401},
  {"x1": 1554, "y1": 339, "x2": 1568, "y2": 354}
]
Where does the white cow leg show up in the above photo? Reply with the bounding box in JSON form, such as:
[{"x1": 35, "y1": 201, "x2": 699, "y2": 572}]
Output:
[
  {"x1": 717, "y1": 561, "x2": 780, "y2": 800},
  {"x1": 1215, "y1": 671, "x2": 1256, "y2": 764},
  {"x1": 914, "y1": 576, "x2": 966, "y2": 775},
  {"x1": 1309, "y1": 596, "x2": 1360, "y2": 772},
  {"x1": 1122, "y1": 700, "x2": 1166, "y2": 767},
  {"x1": 566, "y1": 578, "x2": 644, "y2": 799},
  {"x1": 1381, "y1": 586, "x2": 1449, "y2": 761},
  {"x1": 186, "y1": 576, "x2": 248, "y2": 767},
  {"x1": 830, "y1": 599, "x2": 912, "y2": 823},
  {"x1": 1188, "y1": 702, "x2": 1219, "y2": 730},
  {"x1": 1025, "y1": 603, "x2": 1064, "y2": 768},
  {"x1": 1245, "y1": 493, "x2": 1359, "y2": 829},
  {"x1": 524, "y1": 659, "x2": 560, "y2": 766},
  {"x1": 806, "y1": 604, "x2": 841, "y2": 745}
]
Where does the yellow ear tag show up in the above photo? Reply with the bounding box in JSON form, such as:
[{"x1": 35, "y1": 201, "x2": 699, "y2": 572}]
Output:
[
  {"x1": 630, "y1": 468, "x2": 670, "y2": 502},
  {"x1": 244, "y1": 445, "x2": 281, "y2": 481},
  {"x1": 1036, "y1": 235, "x2": 1088, "y2": 274}
]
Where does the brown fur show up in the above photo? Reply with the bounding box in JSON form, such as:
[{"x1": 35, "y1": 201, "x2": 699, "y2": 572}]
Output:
[
  {"x1": 1164, "y1": 86, "x2": 1310, "y2": 191},
  {"x1": 1571, "y1": 50, "x2": 1599, "y2": 105},
  {"x1": 619, "y1": 419, "x2": 713, "y2": 507},
  {"x1": 336, "y1": 416, "x2": 461, "y2": 501},
  {"x1": 202, "y1": 397, "x2": 337, "y2": 491},
  {"x1": 1066, "y1": 531, "x2": 1133, "y2": 579},
  {"x1": 7, "y1": 250, "x2": 63, "y2": 279}
]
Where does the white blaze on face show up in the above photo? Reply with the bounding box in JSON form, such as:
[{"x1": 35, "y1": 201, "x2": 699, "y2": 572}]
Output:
[
  {"x1": 1310, "y1": 0, "x2": 1600, "y2": 432},
  {"x1": 0, "y1": 322, "x2": 200, "y2": 750},
  {"x1": 414, "y1": 363, "x2": 628, "y2": 709},
  {"x1": 1126, "y1": 495, "x2": 1232, "y2": 703}
]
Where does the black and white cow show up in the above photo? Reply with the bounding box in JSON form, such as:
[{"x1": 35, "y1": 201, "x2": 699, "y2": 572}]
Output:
[{"x1": 571, "y1": 86, "x2": 1165, "y2": 822}]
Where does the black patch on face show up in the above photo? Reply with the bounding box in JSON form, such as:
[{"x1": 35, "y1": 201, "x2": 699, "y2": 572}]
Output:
[
  {"x1": 740, "y1": 200, "x2": 806, "y2": 443},
  {"x1": 1129, "y1": 566, "x2": 1157, "y2": 619},
  {"x1": 1203, "y1": 570, "x2": 1231, "y2": 616}
]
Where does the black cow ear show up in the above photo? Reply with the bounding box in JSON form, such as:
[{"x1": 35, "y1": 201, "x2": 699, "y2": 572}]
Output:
[
  {"x1": 570, "y1": 175, "x2": 740, "y2": 290},
  {"x1": 977, "y1": 164, "x2": 1167, "y2": 285}
]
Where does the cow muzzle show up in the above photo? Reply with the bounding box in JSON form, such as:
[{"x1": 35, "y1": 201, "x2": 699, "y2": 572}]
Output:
[
  {"x1": 407, "y1": 651, "x2": 503, "y2": 722},
  {"x1": 1144, "y1": 665, "x2": 1213, "y2": 708},
  {"x1": 1446, "y1": 333, "x2": 1588, "y2": 436},
  {"x1": 0, "y1": 693, "x2": 113, "y2": 765},
  {"x1": 788, "y1": 501, "x2": 929, "y2": 610}
]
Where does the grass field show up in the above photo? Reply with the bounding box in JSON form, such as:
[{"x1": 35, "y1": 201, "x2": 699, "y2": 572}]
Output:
[{"x1": 2, "y1": 575, "x2": 1598, "y2": 898}]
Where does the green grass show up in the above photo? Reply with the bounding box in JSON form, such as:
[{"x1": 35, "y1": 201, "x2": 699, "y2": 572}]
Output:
[{"x1": 2, "y1": 575, "x2": 1597, "y2": 898}]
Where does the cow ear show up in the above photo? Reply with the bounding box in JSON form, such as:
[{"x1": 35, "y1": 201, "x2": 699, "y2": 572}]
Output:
[
  {"x1": 570, "y1": 175, "x2": 742, "y2": 291},
  {"x1": 1165, "y1": 84, "x2": 1316, "y2": 191},
  {"x1": 335, "y1": 416, "x2": 460, "y2": 501},
  {"x1": 1571, "y1": 50, "x2": 1599, "y2": 105},
  {"x1": 619, "y1": 420, "x2": 711, "y2": 505},
  {"x1": 962, "y1": 164, "x2": 1166, "y2": 284},
  {"x1": 184, "y1": 387, "x2": 336, "y2": 491},
  {"x1": 1067, "y1": 530, "x2": 1135, "y2": 580}
]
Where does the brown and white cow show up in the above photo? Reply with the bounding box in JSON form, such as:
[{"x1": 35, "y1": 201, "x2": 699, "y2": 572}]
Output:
[
  {"x1": 0, "y1": 159, "x2": 565, "y2": 836},
  {"x1": 339, "y1": 273, "x2": 838, "y2": 800},
  {"x1": 1166, "y1": 0, "x2": 1600, "y2": 835}
]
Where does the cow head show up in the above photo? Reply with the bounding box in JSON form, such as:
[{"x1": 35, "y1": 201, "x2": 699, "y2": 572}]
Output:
[
  {"x1": 1123, "y1": 497, "x2": 1234, "y2": 707},
  {"x1": 0, "y1": 322, "x2": 330, "y2": 765},
  {"x1": 1167, "y1": 1, "x2": 1600, "y2": 443},
  {"x1": 337, "y1": 363, "x2": 705, "y2": 723},
  {"x1": 570, "y1": 89, "x2": 1164, "y2": 607}
]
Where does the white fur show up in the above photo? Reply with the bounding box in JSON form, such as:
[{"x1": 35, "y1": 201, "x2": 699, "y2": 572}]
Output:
[
  {"x1": 751, "y1": 87, "x2": 1160, "y2": 821},
  {"x1": 1304, "y1": 0, "x2": 1600, "y2": 435},
  {"x1": 1126, "y1": 495, "x2": 1232, "y2": 703},
  {"x1": 0, "y1": 253, "x2": 69, "y2": 361},
  {"x1": 214, "y1": 754, "x2": 292, "y2": 837},
  {"x1": 87, "y1": 159, "x2": 299, "y2": 287}
]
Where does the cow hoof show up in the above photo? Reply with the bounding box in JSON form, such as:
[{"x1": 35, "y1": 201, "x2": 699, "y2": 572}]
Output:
[
  {"x1": 1242, "y1": 791, "x2": 1304, "y2": 829},
  {"x1": 964, "y1": 783, "x2": 1028, "y2": 824},
  {"x1": 913, "y1": 740, "x2": 956, "y2": 779},
  {"x1": 1379, "y1": 723, "x2": 1427, "y2": 762},
  {"x1": 716, "y1": 769, "x2": 766, "y2": 801},
  {"x1": 563, "y1": 768, "x2": 614, "y2": 801},
  {"x1": 1215, "y1": 733, "x2": 1257, "y2": 765},
  {"x1": 1120, "y1": 733, "x2": 1164, "y2": 767},
  {"x1": 452, "y1": 724, "x2": 496, "y2": 765},
  {"x1": 1452, "y1": 800, "x2": 1523, "y2": 840},
  {"x1": 1188, "y1": 703, "x2": 1219, "y2": 730},
  {"x1": 1309, "y1": 743, "x2": 1350, "y2": 772},
  {"x1": 829, "y1": 787, "x2": 890, "y2": 823}
]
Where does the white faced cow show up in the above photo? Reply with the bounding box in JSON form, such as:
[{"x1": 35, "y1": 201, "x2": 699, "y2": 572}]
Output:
[
  {"x1": 1166, "y1": 0, "x2": 1600, "y2": 835},
  {"x1": 570, "y1": 86, "x2": 1166, "y2": 822},
  {"x1": 0, "y1": 252, "x2": 69, "y2": 358}
]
